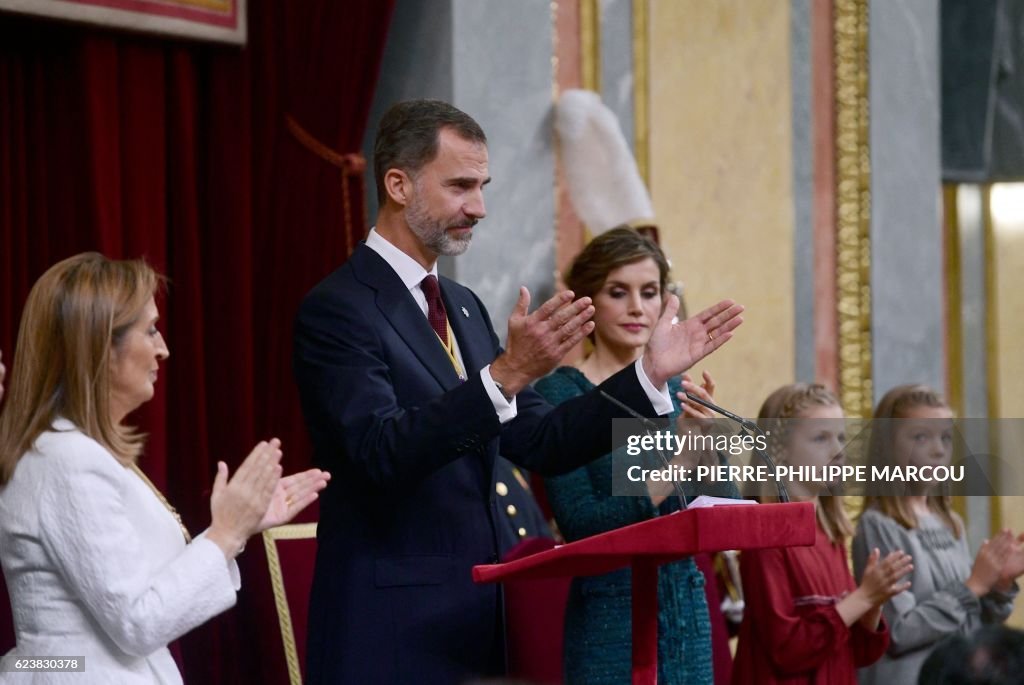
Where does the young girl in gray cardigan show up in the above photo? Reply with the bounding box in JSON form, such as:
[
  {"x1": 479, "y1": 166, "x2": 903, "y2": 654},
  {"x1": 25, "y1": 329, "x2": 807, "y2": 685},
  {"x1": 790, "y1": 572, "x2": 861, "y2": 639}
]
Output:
[{"x1": 853, "y1": 384, "x2": 1024, "y2": 685}]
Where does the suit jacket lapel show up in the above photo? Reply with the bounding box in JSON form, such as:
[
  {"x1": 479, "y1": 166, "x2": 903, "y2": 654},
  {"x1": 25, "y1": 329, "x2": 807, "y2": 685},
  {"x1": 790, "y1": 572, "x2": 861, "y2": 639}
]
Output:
[
  {"x1": 442, "y1": 280, "x2": 498, "y2": 481},
  {"x1": 442, "y1": 281, "x2": 492, "y2": 375},
  {"x1": 350, "y1": 245, "x2": 461, "y2": 391}
]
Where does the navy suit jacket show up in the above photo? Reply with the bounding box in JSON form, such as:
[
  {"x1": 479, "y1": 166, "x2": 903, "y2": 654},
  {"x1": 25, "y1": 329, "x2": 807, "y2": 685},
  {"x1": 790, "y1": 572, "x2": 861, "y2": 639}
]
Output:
[{"x1": 293, "y1": 243, "x2": 658, "y2": 684}]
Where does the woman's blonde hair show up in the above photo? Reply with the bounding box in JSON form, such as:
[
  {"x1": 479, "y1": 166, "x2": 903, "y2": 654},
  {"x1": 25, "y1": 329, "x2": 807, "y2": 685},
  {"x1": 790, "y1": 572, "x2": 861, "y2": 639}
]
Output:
[
  {"x1": 0, "y1": 252, "x2": 161, "y2": 484},
  {"x1": 756, "y1": 383, "x2": 853, "y2": 543},
  {"x1": 860, "y1": 384, "x2": 961, "y2": 537}
]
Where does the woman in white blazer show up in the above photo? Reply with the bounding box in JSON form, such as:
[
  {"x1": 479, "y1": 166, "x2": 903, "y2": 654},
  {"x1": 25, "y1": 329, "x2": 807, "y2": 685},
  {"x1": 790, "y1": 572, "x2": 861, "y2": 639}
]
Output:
[{"x1": 0, "y1": 253, "x2": 330, "y2": 684}]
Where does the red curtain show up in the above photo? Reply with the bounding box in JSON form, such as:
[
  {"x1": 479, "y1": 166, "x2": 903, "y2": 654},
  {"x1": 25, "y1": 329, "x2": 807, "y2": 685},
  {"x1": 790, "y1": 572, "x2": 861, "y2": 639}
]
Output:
[{"x1": 0, "y1": 1, "x2": 394, "y2": 681}]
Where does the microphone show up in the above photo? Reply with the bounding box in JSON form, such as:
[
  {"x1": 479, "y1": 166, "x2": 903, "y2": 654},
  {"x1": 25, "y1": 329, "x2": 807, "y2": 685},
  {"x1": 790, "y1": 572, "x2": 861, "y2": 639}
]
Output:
[
  {"x1": 683, "y1": 392, "x2": 790, "y2": 503},
  {"x1": 599, "y1": 390, "x2": 689, "y2": 510}
]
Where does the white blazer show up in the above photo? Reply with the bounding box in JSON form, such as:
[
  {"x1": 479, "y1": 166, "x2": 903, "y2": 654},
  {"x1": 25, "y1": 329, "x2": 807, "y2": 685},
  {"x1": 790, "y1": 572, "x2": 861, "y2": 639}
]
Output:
[{"x1": 0, "y1": 419, "x2": 240, "y2": 684}]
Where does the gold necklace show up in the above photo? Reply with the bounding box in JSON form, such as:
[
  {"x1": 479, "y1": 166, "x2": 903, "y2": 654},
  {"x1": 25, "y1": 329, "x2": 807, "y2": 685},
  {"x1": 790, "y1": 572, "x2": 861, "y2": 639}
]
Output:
[{"x1": 129, "y1": 463, "x2": 193, "y2": 544}]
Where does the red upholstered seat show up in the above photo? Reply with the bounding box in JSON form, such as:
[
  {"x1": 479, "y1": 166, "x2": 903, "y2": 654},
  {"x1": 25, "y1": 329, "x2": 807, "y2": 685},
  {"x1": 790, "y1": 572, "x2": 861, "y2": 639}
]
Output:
[
  {"x1": 262, "y1": 523, "x2": 318, "y2": 685},
  {"x1": 501, "y1": 537, "x2": 570, "y2": 684}
]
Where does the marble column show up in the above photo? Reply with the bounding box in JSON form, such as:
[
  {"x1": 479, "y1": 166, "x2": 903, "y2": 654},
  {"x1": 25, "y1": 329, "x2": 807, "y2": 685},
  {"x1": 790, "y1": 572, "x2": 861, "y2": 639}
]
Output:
[
  {"x1": 599, "y1": 0, "x2": 635, "y2": 151},
  {"x1": 869, "y1": 0, "x2": 945, "y2": 396},
  {"x1": 791, "y1": 0, "x2": 815, "y2": 382},
  {"x1": 362, "y1": 0, "x2": 556, "y2": 341}
]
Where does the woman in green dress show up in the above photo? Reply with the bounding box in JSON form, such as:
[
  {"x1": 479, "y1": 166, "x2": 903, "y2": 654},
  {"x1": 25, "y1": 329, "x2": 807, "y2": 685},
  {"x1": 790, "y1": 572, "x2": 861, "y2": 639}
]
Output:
[{"x1": 539, "y1": 227, "x2": 736, "y2": 685}]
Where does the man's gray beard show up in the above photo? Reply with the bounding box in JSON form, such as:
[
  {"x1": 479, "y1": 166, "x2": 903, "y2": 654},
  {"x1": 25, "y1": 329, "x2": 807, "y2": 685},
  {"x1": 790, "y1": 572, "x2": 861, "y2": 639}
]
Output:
[
  {"x1": 428, "y1": 228, "x2": 472, "y2": 257},
  {"x1": 406, "y1": 198, "x2": 473, "y2": 257}
]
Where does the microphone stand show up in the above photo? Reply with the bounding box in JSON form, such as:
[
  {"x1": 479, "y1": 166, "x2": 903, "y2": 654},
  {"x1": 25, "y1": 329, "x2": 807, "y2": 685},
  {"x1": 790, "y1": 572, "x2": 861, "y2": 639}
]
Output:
[
  {"x1": 599, "y1": 390, "x2": 689, "y2": 510},
  {"x1": 682, "y1": 392, "x2": 790, "y2": 503}
]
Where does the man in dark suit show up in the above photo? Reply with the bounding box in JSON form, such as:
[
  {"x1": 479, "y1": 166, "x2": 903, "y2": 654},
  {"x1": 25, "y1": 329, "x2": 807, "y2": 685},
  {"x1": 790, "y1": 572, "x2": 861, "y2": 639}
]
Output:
[{"x1": 293, "y1": 99, "x2": 743, "y2": 684}]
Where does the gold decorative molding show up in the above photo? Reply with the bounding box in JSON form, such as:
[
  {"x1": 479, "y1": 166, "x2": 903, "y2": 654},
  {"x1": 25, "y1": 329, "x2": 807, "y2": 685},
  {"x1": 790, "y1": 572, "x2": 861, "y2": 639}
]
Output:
[
  {"x1": 943, "y1": 185, "x2": 966, "y2": 522},
  {"x1": 943, "y1": 185, "x2": 963, "y2": 416},
  {"x1": 833, "y1": 0, "x2": 872, "y2": 417},
  {"x1": 983, "y1": 185, "x2": 1002, "y2": 534},
  {"x1": 632, "y1": 0, "x2": 649, "y2": 186},
  {"x1": 580, "y1": 0, "x2": 600, "y2": 92},
  {"x1": 983, "y1": 185, "x2": 1000, "y2": 421},
  {"x1": 262, "y1": 522, "x2": 318, "y2": 685}
]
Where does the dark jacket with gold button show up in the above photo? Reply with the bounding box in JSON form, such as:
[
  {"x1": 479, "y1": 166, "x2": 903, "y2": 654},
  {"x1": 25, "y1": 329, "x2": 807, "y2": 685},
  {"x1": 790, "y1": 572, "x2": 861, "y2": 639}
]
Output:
[{"x1": 492, "y1": 458, "x2": 553, "y2": 555}]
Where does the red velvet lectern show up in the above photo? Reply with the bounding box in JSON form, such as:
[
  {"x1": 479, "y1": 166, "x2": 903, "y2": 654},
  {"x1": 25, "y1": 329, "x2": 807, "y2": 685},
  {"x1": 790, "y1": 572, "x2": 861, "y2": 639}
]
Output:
[{"x1": 473, "y1": 501, "x2": 816, "y2": 685}]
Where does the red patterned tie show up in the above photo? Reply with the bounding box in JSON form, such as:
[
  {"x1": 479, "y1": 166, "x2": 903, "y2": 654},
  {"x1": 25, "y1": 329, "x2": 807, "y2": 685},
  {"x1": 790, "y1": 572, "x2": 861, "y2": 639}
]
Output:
[{"x1": 420, "y1": 275, "x2": 450, "y2": 346}]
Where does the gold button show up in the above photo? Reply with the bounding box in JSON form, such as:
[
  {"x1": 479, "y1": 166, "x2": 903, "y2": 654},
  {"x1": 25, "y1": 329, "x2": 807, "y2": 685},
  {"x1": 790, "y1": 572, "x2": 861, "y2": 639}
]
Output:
[
  {"x1": 496, "y1": 482, "x2": 509, "y2": 496},
  {"x1": 517, "y1": 527, "x2": 528, "y2": 538},
  {"x1": 506, "y1": 504, "x2": 518, "y2": 517}
]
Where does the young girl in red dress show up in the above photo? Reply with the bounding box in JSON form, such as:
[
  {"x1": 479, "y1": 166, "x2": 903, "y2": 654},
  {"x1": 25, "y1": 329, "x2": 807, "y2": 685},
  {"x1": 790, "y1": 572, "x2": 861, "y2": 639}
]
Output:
[{"x1": 731, "y1": 383, "x2": 913, "y2": 684}]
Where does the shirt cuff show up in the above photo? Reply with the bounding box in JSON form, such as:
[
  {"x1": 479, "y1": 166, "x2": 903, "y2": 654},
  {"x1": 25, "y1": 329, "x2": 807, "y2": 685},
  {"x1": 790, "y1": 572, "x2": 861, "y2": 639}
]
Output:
[
  {"x1": 634, "y1": 358, "x2": 673, "y2": 415},
  {"x1": 481, "y1": 364, "x2": 518, "y2": 424}
]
